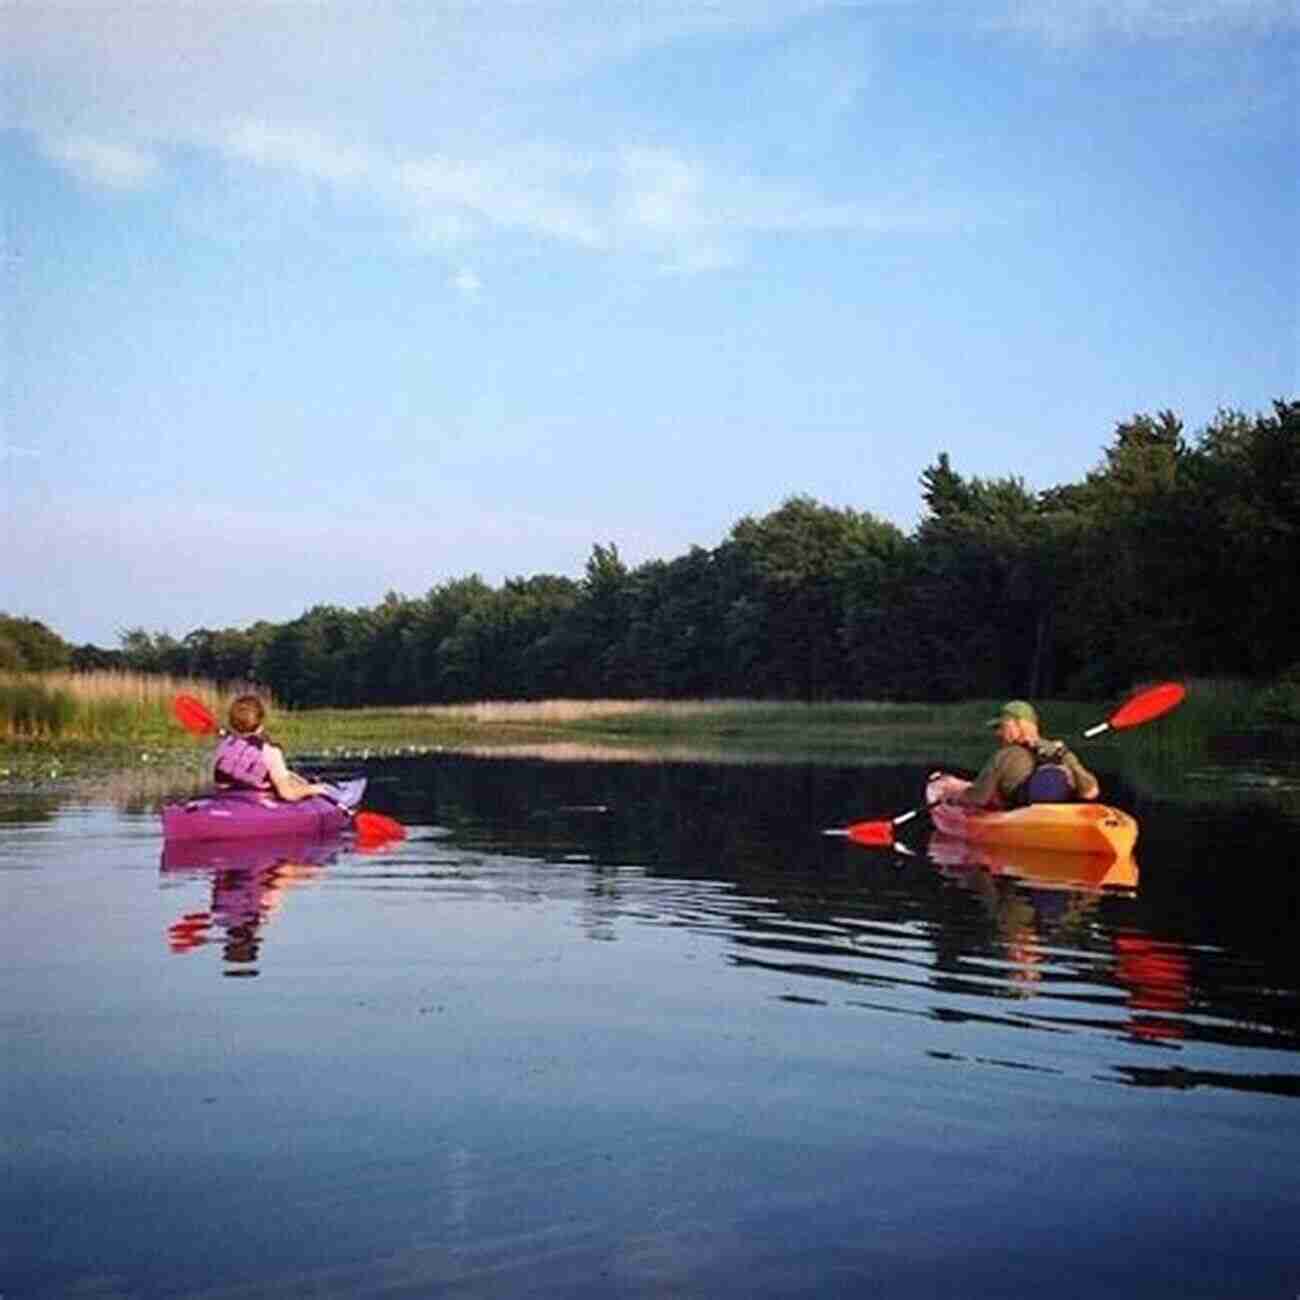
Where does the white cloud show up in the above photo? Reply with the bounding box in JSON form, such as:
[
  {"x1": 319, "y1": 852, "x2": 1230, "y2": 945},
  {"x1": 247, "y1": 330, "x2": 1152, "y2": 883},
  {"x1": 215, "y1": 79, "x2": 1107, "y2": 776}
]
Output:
[
  {"x1": 12, "y1": 1, "x2": 1295, "y2": 268},
  {"x1": 219, "y1": 120, "x2": 373, "y2": 186},
  {"x1": 617, "y1": 148, "x2": 703, "y2": 235},
  {"x1": 451, "y1": 266, "x2": 483, "y2": 301},
  {"x1": 30, "y1": 112, "x2": 995, "y2": 272},
  {"x1": 608, "y1": 146, "x2": 978, "y2": 270},
  {"x1": 41, "y1": 135, "x2": 159, "y2": 190},
  {"x1": 395, "y1": 147, "x2": 607, "y2": 249}
]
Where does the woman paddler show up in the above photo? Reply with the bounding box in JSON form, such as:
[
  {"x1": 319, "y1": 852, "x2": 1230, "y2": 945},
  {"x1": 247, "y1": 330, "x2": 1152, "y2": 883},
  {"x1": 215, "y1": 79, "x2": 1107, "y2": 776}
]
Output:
[
  {"x1": 931, "y1": 699, "x2": 1100, "y2": 809},
  {"x1": 214, "y1": 695, "x2": 331, "y2": 803}
]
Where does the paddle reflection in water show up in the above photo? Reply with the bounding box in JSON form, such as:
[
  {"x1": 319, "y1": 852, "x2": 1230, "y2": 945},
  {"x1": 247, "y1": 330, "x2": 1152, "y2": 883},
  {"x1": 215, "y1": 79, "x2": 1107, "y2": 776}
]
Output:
[{"x1": 1113, "y1": 933, "x2": 1191, "y2": 1042}]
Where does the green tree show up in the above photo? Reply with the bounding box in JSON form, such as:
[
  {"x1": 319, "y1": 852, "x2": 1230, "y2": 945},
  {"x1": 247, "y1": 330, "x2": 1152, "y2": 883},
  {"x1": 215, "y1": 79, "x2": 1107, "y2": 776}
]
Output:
[
  {"x1": 726, "y1": 496, "x2": 906, "y2": 700},
  {"x1": 904, "y1": 464, "x2": 1051, "y2": 698},
  {"x1": 0, "y1": 615, "x2": 71, "y2": 671},
  {"x1": 74, "y1": 395, "x2": 1293, "y2": 707},
  {"x1": 1179, "y1": 401, "x2": 1300, "y2": 677},
  {"x1": 118, "y1": 627, "x2": 187, "y2": 675},
  {"x1": 352, "y1": 593, "x2": 421, "y2": 704},
  {"x1": 622, "y1": 548, "x2": 726, "y2": 697},
  {"x1": 497, "y1": 575, "x2": 581, "y2": 698},
  {"x1": 69, "y1": 643, "x2": 123, "y2": 671},
  {"x1": 547, "y1": 544, "x2": 634, "y2": 696},
  {"x1": 1054, "y1": 411, "x2": 1197, "y2": 692},
  {"x1": 839, "y1": 533, "x2": 918, "y2": 697},
  {"x1": 415, "y1": 577, "x2": 496, "y2": 701}
]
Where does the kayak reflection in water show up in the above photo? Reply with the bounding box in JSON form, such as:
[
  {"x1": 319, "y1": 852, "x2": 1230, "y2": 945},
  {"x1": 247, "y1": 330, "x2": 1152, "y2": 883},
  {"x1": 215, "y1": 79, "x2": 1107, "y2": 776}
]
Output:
[
  {"x1": 930, "y1": 835, "x2": 1138, "y2": 996},
  {"x1": 931, "y1": 699, "x2": 1100, "y2": 809},
  {"x1": 163, "y1": 838, "x2": 336, "y2": 975}
]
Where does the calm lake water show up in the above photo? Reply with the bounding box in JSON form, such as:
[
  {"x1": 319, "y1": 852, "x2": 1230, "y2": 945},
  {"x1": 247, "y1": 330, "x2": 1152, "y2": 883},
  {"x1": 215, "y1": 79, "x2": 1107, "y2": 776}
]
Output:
[{"x1": 5, "y1": 753, "x2": 1299, "y2": 1299}]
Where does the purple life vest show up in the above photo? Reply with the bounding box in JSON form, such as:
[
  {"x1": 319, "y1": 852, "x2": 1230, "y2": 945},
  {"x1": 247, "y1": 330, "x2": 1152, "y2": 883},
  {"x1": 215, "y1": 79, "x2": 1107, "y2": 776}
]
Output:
[
  {"x1": 213, "y1": 733, "x2": 272, "y2": 791},
  {"x1": 1014, "y1": 740, "x2": 1076, "y2": 806},
  {"x1": 1022, "y1": 763, "x2": 1074, "y2": 804}
]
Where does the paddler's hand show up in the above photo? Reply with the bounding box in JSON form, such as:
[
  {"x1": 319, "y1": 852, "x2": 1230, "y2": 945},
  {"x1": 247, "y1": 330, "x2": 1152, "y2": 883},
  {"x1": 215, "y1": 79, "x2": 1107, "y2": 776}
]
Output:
[{"x1": 286, "y1": 774, "x2": 331, "y2": 798}]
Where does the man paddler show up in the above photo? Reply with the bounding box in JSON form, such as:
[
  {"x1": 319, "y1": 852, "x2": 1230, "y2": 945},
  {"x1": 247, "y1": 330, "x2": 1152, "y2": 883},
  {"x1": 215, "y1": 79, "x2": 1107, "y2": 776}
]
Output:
[{"x1": 932, "y1": 699, "x2": 1100, "y2": 809}]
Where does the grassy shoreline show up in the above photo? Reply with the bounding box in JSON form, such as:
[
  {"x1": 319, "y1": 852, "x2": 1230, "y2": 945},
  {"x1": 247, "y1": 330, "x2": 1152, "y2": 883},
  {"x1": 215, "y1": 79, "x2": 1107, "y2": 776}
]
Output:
[
  {"x1": 3, "y1": 679, "x2": 1298, "y2": 804},
  {"x1": 0, "y1": 698, "x2": 973, "y2": 783}
]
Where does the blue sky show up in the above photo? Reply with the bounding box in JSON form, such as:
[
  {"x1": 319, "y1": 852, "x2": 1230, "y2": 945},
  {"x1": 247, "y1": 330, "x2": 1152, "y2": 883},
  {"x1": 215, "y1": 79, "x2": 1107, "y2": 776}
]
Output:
[{"x1": 3, "y1": 0, "x2": 1296, "y2": 647}]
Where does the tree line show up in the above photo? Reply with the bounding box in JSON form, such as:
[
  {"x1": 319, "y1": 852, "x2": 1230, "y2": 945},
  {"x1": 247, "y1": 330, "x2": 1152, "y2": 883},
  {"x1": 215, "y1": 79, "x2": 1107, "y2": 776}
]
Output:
[{"x1": 8, "y1": 400, "x2": 1296, "y2": 706}]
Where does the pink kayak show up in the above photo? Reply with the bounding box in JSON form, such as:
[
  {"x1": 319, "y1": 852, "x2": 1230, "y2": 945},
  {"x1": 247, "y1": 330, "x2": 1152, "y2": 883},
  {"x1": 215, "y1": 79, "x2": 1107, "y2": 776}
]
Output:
[{"x1": 161, "y1": 778, "x2": 366, "y2": 843}]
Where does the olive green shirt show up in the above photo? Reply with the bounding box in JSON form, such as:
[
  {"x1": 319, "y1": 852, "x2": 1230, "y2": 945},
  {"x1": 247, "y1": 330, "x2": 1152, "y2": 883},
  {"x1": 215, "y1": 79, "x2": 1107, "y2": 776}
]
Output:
[{"x1": 964, "y1": 741, "x2": 1095, "y2": 808}]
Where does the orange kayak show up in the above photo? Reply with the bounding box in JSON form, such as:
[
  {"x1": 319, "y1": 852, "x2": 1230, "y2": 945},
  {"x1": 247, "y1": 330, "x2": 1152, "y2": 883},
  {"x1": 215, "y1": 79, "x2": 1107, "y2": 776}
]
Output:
[{"x1": 925, "y1": 777, "x2": 1138, "y2": 857}]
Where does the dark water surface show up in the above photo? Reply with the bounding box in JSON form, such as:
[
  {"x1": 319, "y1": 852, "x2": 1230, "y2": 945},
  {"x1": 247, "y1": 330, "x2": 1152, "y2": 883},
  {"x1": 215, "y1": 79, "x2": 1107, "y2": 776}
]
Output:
[{"x1": 4, "y1": 755, "x2": 1299, "y2": 1299}]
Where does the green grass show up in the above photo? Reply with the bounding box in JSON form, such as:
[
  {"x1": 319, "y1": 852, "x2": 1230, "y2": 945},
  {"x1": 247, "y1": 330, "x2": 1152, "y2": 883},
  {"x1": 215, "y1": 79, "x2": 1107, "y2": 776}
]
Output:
[
  {"x1": 3, "y1": 679, "x2": 1295, "y2": 796},
  {"x1": 265, "y1": 697, "x2": 997, "y2": 767},
  {"x1": 0, "y1": 671, "x2": 246, "y2": 788},
  {"x1": 281, "y1": 686, "x2": 1295, "y2": 771},
  {"x1": 0, "y1": 680, "x2": 78, "y2": 737},
  {"x1": 0, "y1": 670, "x2": 249, "y2": 742}
]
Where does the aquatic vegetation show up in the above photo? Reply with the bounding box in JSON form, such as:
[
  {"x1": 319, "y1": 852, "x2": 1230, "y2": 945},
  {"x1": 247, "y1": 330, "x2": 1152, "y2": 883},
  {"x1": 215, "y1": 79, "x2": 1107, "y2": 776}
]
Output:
[
  {"x1": 0, "y1": 678, "x2": 76, "y2": 737},
  {"x1": 2, "y1": 674, "x2": 1294, "y2": 801},
  {"x1": 0, "y1": 670, "x2": 238, "y2": 741},
  {"x1": 1256, "y1": 665, "x2": 1300, "y2": 725}
]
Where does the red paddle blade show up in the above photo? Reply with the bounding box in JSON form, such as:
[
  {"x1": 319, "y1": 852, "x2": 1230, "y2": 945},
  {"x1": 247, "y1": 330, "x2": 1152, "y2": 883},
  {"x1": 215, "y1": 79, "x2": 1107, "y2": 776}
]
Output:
[
  {"x1": 354, "y1": 811, "x2": 406, "y2": 842},
  {"x1": 173, "y1": 693, "x2": 218, "y2": 736},
  {"x1": 1108, "y1": 681, "x2": 1186, "y2": 731},
  {"x1": 847, "y1": 820, "x2": 895, "y2": 847}
]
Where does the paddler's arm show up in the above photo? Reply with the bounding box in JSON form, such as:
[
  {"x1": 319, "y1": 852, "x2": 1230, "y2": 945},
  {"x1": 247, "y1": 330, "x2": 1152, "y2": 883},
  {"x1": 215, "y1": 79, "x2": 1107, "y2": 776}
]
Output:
[
  {"x1": 933, "y1": 753, "x2": 1006, "y2": 808},
  {"x1": 263, "y1": 745, "x2": 331, "y2": 802},
  {"x1": 953, "y1": 755, "x2": 1003, "y2": 807},
  {"x1": 1061, "y1": 748, "x2": 1100, "y2": 801},
  {"x1": 952, "y1": 747, "x2": 1031, "y2": 808}
]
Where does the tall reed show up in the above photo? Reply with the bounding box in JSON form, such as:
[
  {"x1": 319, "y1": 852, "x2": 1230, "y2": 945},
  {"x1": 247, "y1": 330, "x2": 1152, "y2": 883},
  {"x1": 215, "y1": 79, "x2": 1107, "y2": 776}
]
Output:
[
  {"x1": 0, "y1": 670, "x2": 253, "y2": 741},
  {"x1": 397, "y1": 697, "x2": 956, "y2": 728}
]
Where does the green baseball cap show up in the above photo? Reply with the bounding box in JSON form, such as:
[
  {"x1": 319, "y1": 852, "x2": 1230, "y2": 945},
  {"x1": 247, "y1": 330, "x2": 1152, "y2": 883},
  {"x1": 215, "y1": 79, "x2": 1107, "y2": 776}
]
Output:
[{"x1": 987, "y1": 700, "x2": 1037, "y2": 728}]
